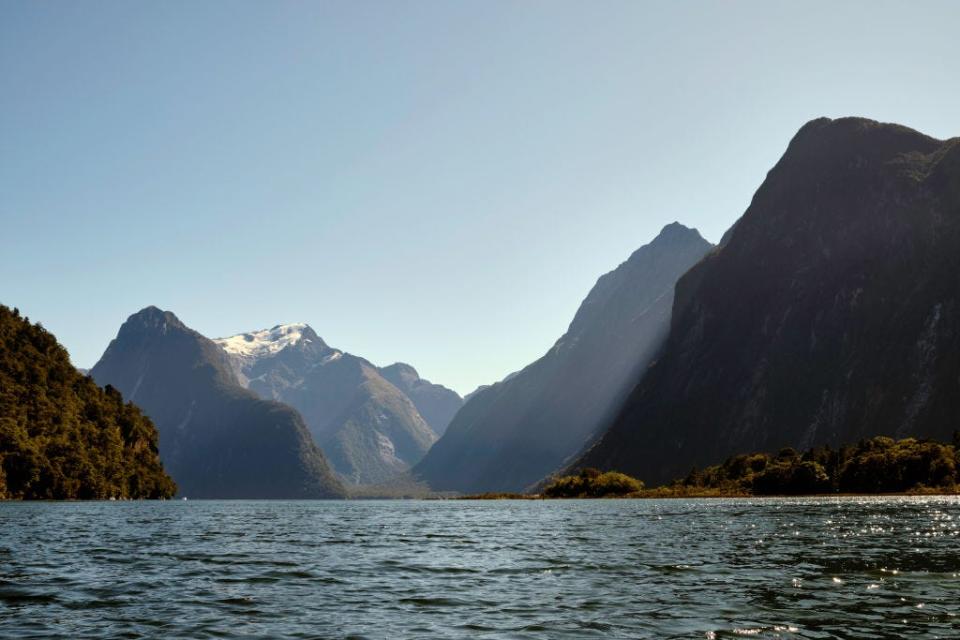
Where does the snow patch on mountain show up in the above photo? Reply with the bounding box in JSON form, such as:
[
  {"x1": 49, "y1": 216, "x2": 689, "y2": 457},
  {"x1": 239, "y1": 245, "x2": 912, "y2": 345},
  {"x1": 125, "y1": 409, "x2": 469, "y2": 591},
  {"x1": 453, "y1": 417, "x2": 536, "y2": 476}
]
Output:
[{"x1": 214, "y1": 323, "x2": 311, "y2": 358}]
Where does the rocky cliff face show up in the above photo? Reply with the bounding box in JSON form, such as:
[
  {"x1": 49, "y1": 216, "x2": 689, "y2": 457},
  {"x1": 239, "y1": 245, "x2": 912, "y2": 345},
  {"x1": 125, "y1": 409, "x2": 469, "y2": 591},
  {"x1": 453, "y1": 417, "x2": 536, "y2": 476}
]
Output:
[
  {"x1": 415, "y1": 223, "x2": 715, "y2": 493},
  {"x1": 577, "y1": 118, "x2": 960, "y2": 485},
  {"x1": 91, "y1": 308, "x2": 345, "y2": 498}
]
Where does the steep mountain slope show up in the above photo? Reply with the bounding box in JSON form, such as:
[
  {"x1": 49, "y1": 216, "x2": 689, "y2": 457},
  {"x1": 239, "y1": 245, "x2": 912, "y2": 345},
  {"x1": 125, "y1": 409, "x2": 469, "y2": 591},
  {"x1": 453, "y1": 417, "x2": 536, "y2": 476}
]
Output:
[
  {"x1": 379, "y1": 363, "x2": 463, "y2": 437},
  {"x1": 577, "y1": 117, "x2": 960, "y2": 485},
  {"x1": 214, "y1": 327, "x2": 438, "y2": 484},
  {"x1": 463, "y1": 370, "x2": 519, "y2": 403},
  {"x1": 0, "y1": 304, "x2": 175, "y2": 500},
  {"x1": 415, "y1": 223, "x2": 715, "y2": 493},
  {"x1": 90, "y1": 308, "x2": 345, "y2": 498}
]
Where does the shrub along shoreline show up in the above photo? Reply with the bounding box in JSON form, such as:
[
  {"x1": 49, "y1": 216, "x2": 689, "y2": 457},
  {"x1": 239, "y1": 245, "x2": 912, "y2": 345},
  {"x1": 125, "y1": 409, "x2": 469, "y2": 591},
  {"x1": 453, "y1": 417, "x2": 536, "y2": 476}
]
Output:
[{"x1": 464, "y1": 435, "x2": 960, "y2": 499}]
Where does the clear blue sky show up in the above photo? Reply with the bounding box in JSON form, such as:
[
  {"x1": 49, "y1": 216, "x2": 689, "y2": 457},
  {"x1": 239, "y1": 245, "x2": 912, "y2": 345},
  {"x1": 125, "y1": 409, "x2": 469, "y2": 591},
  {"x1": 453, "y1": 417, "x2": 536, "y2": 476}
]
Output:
[{"x1": 2, "y1": 1, "x2": 958, "y2": 394}]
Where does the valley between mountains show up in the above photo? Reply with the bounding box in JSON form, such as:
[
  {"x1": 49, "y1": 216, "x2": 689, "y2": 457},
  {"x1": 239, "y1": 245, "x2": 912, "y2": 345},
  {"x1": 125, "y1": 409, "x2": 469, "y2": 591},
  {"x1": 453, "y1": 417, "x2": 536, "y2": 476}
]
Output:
[{"x1": 2, "y1": 116, "x2": 959, "y2": 500}]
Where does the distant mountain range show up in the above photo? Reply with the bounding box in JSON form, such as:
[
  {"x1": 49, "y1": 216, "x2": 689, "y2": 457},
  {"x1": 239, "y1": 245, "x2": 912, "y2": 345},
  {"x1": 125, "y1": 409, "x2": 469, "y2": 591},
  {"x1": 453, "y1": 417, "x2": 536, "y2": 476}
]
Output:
[
  {"x1": 576, "y1": 117, "x2": 960, "y2": 485},
  {"x1": 214, "y1": 325, "x2": 460, "y2": 484},
  {"x1": 16, "y1": 115, "x2": 955, "y2": 501},
  {"x1": 415, "y1": 222, "x2": 714, "y2": 493},
  {"x1": 91, "y1": 308, "x2": 345, "y2": 498}
]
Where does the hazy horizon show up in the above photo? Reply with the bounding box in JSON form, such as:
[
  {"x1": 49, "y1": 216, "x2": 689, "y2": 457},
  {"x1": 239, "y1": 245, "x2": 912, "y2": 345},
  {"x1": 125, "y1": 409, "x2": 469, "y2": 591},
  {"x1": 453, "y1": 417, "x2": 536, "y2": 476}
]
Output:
[{"x1": 2, "y1": 1, "x2": 958, "y2": 394}]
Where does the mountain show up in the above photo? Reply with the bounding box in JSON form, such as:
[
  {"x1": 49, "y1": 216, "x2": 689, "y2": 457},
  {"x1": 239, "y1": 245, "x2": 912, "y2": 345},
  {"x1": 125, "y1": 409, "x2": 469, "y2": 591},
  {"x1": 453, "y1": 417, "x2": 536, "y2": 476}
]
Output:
[
  {"x1": 90, "y1": 308, "x2": 345, "y2": 498},
  {"x1": 414, "y1": 222, "x2": 715, "y2": 493},
  {"x1": 214, "y1": 326, "x2": 438, "y2": 484},
  {"x1": 379, "y1": 363, "x2": 463, "y2": 437},
  {"x1": 463, "y1": 370, "x2": 520, "y2": 403},
  {"x1": 576, "y1": 117, "x2": 960, "y2": 485},
  {"x1": 0, "y1": 304, "x2": 175, "y2": 499},
  {"x1": 463, "y1": 386, "x2": 487, "y2": 403}
]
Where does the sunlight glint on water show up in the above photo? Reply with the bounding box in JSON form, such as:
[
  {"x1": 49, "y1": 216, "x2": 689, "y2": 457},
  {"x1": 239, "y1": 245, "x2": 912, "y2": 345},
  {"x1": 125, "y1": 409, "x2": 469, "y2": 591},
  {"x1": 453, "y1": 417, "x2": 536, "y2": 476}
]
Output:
[{"x1": 1, "y1": 497, "x2": 959, "y2": 638}]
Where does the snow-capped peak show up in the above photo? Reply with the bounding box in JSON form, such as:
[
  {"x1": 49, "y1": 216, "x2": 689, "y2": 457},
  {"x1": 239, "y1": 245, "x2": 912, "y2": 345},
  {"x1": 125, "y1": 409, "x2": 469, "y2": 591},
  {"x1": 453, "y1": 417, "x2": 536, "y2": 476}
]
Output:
[{"x1": 214, "y1": 323, "x2": 312, "y2": 358}]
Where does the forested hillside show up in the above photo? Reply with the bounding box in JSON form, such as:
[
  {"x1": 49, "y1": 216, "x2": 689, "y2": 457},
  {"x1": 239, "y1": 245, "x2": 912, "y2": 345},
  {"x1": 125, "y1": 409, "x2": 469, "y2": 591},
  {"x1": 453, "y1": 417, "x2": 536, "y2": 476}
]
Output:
[{"x1": 0, "y1": 305, "x2": 175, "y2": 499}]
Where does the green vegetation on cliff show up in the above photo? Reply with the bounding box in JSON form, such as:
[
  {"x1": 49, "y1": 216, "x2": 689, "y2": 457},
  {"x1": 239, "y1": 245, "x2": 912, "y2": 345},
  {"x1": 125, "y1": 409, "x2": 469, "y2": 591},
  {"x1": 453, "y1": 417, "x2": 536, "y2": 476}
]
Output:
[
  {"x1": 544, "y1": 436, "x2": 960, "y2": 498},
  {"x1": 677, "y1": 436, "x2": 960, "y2": 495},
  {"x1": 0, "y1": 305, "x2": 176, "y2": 499},
  {"x1": 577, "y1": 119, "x2": 960, "y2": 487}
]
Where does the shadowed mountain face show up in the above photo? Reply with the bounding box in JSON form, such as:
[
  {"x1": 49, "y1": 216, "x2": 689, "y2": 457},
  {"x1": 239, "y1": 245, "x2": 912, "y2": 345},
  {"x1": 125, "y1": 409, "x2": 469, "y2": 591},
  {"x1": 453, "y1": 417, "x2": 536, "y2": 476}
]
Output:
[
  {"x1": 414, "y1": 223, "x2": 715, "y2": 493},
  {"x1": 577, "y1": 117, "x2": 960, "y2": 485},
  {"x1": 379, "y1": 363, "x2": 463, "y2": 438},
  {"x1": 214, "y1": 328, "x2": 439, "y2": 485},
  {"x1": 462, "y1": 370, "x2": 519, "y2": 403},
  {"x1": 90, "y1": 308, "x2": 345, "y2": 498}
]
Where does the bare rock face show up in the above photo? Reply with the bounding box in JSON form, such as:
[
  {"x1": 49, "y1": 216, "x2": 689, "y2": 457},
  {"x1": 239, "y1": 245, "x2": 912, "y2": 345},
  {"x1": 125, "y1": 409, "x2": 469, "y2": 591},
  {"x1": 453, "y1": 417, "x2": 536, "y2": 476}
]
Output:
[
  {"x1": 415, "y1": 223, "x2": 714, "y2": 493},
  {"x1": 577, "y1": 118, "x2": 960, "y2": 485}
]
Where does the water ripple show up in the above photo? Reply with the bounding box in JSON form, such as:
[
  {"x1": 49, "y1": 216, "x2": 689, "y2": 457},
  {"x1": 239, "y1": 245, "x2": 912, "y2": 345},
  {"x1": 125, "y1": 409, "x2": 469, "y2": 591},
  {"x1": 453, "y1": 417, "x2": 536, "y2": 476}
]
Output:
[{"x1": 1, "y1": 497, "x2": 959, "y2": 638}]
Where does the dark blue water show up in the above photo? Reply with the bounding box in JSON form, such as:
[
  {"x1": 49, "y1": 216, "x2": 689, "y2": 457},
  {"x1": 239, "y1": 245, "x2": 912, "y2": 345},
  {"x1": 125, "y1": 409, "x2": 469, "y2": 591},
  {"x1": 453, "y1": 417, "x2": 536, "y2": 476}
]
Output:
[{"x1": 1, "y1": 497, "x2": 958, "y2": 639}]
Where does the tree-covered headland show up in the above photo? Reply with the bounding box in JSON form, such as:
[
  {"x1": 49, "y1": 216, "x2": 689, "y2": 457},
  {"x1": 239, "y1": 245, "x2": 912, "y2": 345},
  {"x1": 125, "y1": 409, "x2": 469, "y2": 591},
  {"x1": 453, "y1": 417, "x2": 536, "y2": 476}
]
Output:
[{"x1": 0, "y1": 305, "x2": 176, "y2": 499}]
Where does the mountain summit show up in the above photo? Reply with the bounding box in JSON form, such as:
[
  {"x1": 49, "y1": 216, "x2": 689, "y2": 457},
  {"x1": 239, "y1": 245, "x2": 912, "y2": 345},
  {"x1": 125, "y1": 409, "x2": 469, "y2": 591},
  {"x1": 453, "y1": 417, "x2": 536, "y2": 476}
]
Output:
[
  {"x1": 378, "y1": 363, "x2": 463, "y2": 438},
  {"x1": 415, "y1": 222, "x2": 714, "y2": 493},
  {"x1": 576, "y1": 117, "x2": 960, "y2": 484},
  {"x1": 216, "y1": 323, "x2": 326, "y2": 359},
  {"x1": 214, "y1": 325, "x2": 449, "y2": 485},
  {"x1": 91, "y1": 308, "x2": 345, "y2": 498}
]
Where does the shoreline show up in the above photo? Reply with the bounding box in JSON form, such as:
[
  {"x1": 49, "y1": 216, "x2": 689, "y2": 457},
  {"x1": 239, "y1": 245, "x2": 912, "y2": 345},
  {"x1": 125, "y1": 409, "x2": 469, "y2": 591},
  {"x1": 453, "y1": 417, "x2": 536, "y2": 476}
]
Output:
[
  {"x1": 5, "y1": 490, "x2": 960, "y2": 503},
  {"x1": 458, "y1": 490, "x2": 960, "y2": 500}
]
